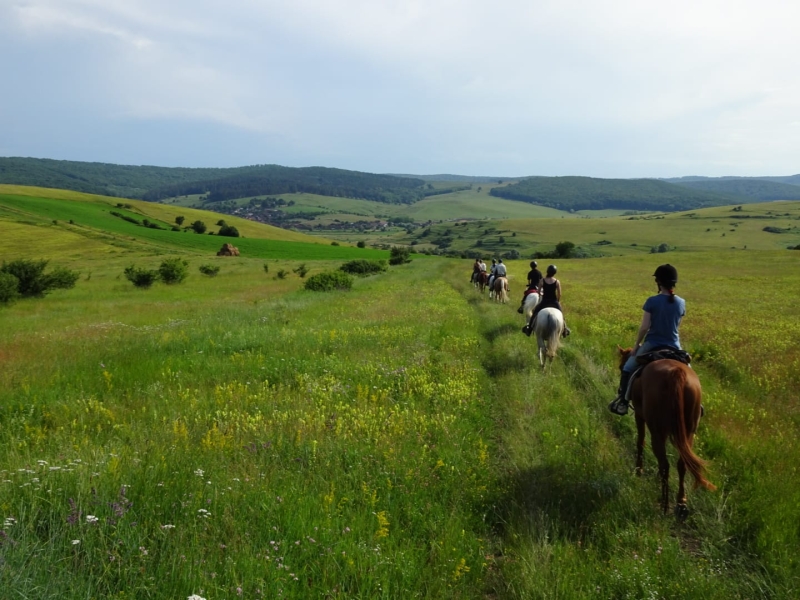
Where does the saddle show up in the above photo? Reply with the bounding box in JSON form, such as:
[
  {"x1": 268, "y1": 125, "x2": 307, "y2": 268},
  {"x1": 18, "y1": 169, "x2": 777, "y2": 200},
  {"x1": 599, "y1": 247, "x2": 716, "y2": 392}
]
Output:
[
  {"x1": 635, "y1": 347, "x2": 691, "y2": 366},
  {"x1": 625, "y1": 347, "x2": 692, "y2": 401}
]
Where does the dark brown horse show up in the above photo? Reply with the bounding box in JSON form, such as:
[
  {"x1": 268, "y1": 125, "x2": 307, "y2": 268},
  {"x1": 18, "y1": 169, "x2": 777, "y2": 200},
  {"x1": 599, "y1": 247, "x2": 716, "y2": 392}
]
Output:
[
  {"x1": 618, "y1": 347, "x2": 716, "y2": 514},
  {"x1": 475, "y1": 271, "x2": 489, "y2": 294}
]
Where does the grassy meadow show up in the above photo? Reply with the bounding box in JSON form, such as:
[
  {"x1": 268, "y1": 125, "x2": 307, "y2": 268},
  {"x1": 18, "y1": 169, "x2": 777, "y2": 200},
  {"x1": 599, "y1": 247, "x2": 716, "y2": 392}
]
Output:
[{"x1": 2, "y1": 190, "x2": 800, "y2": 598}]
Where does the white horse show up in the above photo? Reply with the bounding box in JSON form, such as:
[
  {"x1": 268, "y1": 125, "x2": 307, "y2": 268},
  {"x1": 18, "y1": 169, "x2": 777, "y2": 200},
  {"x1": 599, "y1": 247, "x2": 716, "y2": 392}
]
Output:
[
  {"x1": 533, "y1": 307, "x2": 564, "y2": 369},
  {"x1": 522, "y1": 291, "x2": 541, "y2": 327}
]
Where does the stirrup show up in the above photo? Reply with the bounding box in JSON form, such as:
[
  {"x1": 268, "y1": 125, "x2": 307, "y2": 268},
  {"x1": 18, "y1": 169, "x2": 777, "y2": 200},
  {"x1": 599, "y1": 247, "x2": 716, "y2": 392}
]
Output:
[
  {"x1": 517, "y1": 306, "x2": 524, "y2": 314},
  {"x1": 608, "y1": 396, "x2": 629, "y2": 416},
  {"x1": 521, "y1": 326, "x2": 532, "y2": 337}
]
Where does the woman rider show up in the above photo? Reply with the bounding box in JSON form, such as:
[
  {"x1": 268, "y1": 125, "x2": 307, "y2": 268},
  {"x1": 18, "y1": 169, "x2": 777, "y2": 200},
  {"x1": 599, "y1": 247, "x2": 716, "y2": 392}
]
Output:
[
  {"x1": 608, "y1": 264, "x2": 684, "y2": 416},
  {"x1": 522, "y1": 264, "x2": 570, "y2": 337},
  {"x1": 517, "y1": 260, "x2": 543, "y2": 314}
]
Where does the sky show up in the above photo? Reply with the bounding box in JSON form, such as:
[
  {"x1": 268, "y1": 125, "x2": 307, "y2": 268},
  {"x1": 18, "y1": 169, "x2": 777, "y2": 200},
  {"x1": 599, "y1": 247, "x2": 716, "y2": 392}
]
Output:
[{"x1": 1, "y1": 0, "x2": 799, "y2": 178}]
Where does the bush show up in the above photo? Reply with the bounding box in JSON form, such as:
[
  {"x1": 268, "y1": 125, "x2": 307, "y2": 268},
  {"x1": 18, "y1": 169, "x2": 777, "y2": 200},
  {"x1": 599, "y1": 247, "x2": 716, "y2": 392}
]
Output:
[
  {"x1": 389, "y1": 246, "x2": 412, "y2": 265},
  {"x1": 0, "y1": 272, "x2": 20, "y2": 305},
  {"x1": 199, "y1": 264, "x2": 220, "y2": 277},
  {"x1": 293, "y1": 264, "x2": 309, "y2": 278},
  {"x1": 175, "y1": 216, "x2": 185, "y2": 225},
  {"x1": 304, "y1": 271, "x2": 353, "y2": 292},
  {"x1": 217, "y1": 219, "x2": 227, "y2": 226},
  {"x1": 190, "y1": 220, "x2": 207, "y2": 234},
  {"x1": 0, "y1": 259, "x2": 79, "y2": 298},
  {"x1": 340, "y1": 259, "x2": 388, "y2": 277},
  {"x1": 263, "y1": 263, "x2": 269, "y2": 274},
  {"x1": 501, "y1": 249, "x2": 521, "y2": 260},
  {"x1": 158, "y1": 258, "x2": 189, "y2": 284},
  {"x1": 275, "y1": 269, "x2": 288, "y2": 280},
  {"x1": 356, "y1": 241, "x2": 366, "y2": 248},
  {"x1": 218, "y1": 224, "x2": 240, "y2": 237},
  {"x1": 124, "y1": 265, "x2": 159, "y2": 288}
]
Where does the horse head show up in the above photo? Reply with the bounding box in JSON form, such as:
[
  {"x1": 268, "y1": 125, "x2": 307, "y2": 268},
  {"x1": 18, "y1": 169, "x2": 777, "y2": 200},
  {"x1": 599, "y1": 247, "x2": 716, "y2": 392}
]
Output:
[{"x1": 617, "y1": 345, "x2": 634, "y2": 368}]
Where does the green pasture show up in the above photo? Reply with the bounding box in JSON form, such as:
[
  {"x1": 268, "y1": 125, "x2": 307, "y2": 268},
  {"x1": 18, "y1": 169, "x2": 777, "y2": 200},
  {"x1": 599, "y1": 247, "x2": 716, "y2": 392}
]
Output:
[
  {"x1": 0, "y1": 189, "x2": 393, "y2": 261},
  {"x1": 384, "y1": 200, "x2": 800, "y2": 256},
  {"x1": 1, "y1": 192, "x2": 799, "y2": 597}
]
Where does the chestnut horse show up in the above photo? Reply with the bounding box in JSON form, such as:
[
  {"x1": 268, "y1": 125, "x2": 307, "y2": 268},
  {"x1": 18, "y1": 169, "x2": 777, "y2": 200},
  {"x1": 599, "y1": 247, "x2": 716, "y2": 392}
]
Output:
[
  {"x1": 618, "y1": 347, "x2": 716, "y2": 514},
  {"x1": 491, "y1": 276, "x2": 509, "y2": 303}
]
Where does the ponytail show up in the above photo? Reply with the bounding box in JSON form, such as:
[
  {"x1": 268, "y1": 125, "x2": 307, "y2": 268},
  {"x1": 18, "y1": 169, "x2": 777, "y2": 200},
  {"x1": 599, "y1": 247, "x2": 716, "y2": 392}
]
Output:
[{"x1": 667, "y1": 288, "x2": 675, "y2": 303}]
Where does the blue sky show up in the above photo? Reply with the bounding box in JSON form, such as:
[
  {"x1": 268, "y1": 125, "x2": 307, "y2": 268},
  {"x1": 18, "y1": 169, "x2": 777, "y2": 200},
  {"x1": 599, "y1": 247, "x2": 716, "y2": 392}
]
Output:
[{"x1": 1, "y1": 0, "x2": 798, "y2": 178}]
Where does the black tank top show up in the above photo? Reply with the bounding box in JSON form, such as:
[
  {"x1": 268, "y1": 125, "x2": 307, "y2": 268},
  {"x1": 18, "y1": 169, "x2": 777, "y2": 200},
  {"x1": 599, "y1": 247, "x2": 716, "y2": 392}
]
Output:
[{"x1": 542, "y1": 280, "x2": 558, "y2": 302}]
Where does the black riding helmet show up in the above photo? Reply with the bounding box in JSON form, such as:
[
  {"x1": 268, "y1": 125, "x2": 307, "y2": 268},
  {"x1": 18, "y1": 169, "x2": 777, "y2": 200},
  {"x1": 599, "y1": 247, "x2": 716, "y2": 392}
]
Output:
[
  {"x1": 530, "y1": 260, "x2": 538, "y2": 269},
  {"x1": 546, "y1": 264, "x2": 557, "y2": 276},
  {"x1": 653, "y1": 264, "x2": 678, "y2": 288}
]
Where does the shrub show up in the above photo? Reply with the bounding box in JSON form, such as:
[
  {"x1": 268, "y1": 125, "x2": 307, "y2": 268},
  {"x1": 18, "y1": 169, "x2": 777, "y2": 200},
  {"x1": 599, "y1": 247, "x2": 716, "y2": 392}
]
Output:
[
  {"x1": 340, "y1": 259, "x2": 388, "y2": 277},
  {"x1": 555, "y1": 241, "x2": 576, "y2": 258},
  {"x1": 216, "y1": 219, "x2": 227, "y2": 226},
  {"x1": 389, "y1": 246, "x2": 412, "y2": 265},
  {"x1": 0, "y1": 272, "x2": 20, "y2": 305},
  {"x1": 502, "y1": 249, "x2": 521, "y2": 259},
  {"x1": 0, "y1": 259, "x2": 79, "y2": 298},
  {"x1": 218, "y1": 224, "x2": 240, "y2": 237},
  {"x1": 124, "y1": 265, "x2": 159, "y2": 288},
  {"x1": 199, "y1": 264, "x2": 220, "y2": 277},
  {"x1": 263, "y1": 263, "x2": 269, "y2": 274},
  {"x1": 293, "y1": 264, "x2": 309, "y2": 278},
  {"x1": 175, "y1": 216, "x2": 185, "y2": 225},
  {"x1": 190, "y1": 220, "x2": 207, "y2": 234},
  {"x1": 275, "y1": 269, "x2": 288, "y2": 280},
  {"x1": 357, "y1": 241, "x2": 366, "y2": 248},
  {"x1": 304, "y1": 271, "x2": 353, "y2": 292},
  {"x1": 331, "y1": 241, "x2": 340, "y2": 246},
  {"x1": 158, "y1": 258, "x2": 189, "y2": 284}
]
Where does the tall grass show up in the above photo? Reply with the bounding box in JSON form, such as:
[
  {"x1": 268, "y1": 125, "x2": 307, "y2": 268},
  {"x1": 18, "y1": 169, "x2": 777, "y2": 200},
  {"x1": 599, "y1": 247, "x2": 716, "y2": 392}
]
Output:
[
  {"x1": 1, "y1": 249, "x2": 798, "y2": 598},
  {"x1": 0, "y1": 262, "x2": 494, "y2": 598}
]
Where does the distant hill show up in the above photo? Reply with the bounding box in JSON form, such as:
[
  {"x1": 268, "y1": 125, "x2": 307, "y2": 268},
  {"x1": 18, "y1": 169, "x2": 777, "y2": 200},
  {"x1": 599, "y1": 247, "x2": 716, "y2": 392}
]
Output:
[
  {"x1": 489, "y1": 176, "x2": 739, "y2": 212},
  {"x1": 667, "y1": 178, "x2": 800, "y2": 201},
  {"x1": 391, "y1": 174, "x2": 516, "y2": 183},
  {"x1": 665, "y1": 175, "x2": 800, "y2": 187},
  {"x1": 0, "y1": 158, "x2": 426, "y2": 204}
]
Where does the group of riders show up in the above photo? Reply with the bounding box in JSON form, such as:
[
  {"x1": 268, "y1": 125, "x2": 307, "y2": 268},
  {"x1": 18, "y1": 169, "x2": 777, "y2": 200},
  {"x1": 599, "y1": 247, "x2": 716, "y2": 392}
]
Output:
[
  {"x1": 471, "y1": 258, "x2": 688, "y2": 418},
  {"x1": 471, "y1": 258, "x2": 571, "y2": 338}
]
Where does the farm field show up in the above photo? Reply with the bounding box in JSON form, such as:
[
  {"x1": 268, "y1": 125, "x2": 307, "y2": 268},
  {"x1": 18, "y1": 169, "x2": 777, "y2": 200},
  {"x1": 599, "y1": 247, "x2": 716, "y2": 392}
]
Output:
[
  {"x1": 1, "y1": 213, "x2": 799, "y2": 599},
  {"x1": 0, "y1": 186, "x2": 392, "y2": 261},
  {"x1": 389, "y1": 201, "x2": 800, "y2": 257}
]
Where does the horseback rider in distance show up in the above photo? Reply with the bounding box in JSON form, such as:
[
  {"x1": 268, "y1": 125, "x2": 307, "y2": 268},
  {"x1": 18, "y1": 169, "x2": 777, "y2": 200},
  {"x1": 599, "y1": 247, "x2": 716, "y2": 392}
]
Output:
[
  {"x1": 522, "y1": 264, "x2": 570, "y2": 338},
  {"x1": 487, "y1": 258, "x2": 498, "y2": 292},
  {"x1": 609, "y1": 264, "x2": 684, "y2": 416},
  {"x1": 517, "y1": 260, "x2": 543, "y2": 314}
]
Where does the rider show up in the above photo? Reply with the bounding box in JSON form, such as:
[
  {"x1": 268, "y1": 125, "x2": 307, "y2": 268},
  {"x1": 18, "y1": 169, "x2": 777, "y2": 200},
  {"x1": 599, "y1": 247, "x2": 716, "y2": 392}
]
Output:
[
  {"x1": 517, "y1": 260, "x2": 543, "y2": 314},
  {"x1": 608, "y1": 264, "x2": 685, "y2": 416},
  {"x1": 487, "y1": 259, "x2": 498, "y2": 292},
  {"x1": 471, "y1": 258, "x2": 481, "y2": 283},
  {"x1": 479, "y1": 258, "x2": 487, "y2": 274},
  {"x1": 522, "y1": 264, "x2": 570, "y2": 337},
  {"x1": 495, "y1": 258, "x2": 507, "y2": 279}
]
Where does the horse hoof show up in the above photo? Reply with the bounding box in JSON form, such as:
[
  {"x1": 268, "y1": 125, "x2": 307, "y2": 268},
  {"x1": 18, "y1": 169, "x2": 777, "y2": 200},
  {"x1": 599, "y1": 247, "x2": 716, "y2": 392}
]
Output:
[
  {"x1": 674, "y1": 503, "x2": 689, "y2": 519},
  {"x1": 635, "y1": 467, "x2": 644, "y2": 477}
]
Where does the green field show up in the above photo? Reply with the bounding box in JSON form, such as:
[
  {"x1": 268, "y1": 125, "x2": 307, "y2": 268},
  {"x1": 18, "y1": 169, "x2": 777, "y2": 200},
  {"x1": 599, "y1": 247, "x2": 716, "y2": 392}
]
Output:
[
  {"x1": 0, "y1": 186, "x2": 393, "y2": 261},
  {"x1": 1, "y1": 190, "x2": 799, "y2": 598}
]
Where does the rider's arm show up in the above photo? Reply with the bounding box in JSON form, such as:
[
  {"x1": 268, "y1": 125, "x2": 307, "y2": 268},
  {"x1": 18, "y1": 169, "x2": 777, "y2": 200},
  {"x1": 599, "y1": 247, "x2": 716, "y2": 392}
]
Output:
[
  {"x1": 555, "y1": 280, "x2": 562, "y2": 301},
  {"x1": 634, "y1": 311, "x2": 651, "y2": 350}
]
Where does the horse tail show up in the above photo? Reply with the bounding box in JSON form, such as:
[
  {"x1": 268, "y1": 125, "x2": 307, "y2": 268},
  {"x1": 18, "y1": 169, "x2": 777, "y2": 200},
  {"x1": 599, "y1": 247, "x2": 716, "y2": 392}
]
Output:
[
  {"x1": 672, "y1": 366, "x2": 716, "y2": 491},
  {"x1": 545, "y1": 311, "x2": 561, "y2": 358}
]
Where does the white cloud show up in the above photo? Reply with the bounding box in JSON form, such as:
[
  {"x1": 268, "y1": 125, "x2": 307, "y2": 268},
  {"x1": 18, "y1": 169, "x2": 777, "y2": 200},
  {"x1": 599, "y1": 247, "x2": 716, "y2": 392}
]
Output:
[{"x1": 2, "y1": 0, "x2": 799, "y2": 174}]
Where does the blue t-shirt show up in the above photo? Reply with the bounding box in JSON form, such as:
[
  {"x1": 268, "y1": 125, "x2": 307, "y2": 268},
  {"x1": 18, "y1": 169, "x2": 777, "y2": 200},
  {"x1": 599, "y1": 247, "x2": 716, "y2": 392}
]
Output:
[{"x1": 643, "y1": 293, "x2": 685, "y2": 348}]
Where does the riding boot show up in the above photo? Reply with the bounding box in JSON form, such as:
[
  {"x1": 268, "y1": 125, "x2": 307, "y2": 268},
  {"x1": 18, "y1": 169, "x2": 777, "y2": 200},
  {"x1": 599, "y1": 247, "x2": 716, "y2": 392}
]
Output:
[
  {"x1": 608, "y1": 371, "x2": 632, "y2": 415},
  {"x1": 562, "y1": 322, "x2": 571, "y2": 337}
]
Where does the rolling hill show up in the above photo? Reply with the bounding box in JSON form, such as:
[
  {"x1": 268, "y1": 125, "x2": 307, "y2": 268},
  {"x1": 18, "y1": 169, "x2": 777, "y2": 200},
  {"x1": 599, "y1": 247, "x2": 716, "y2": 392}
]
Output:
[{"x1": 0, "y1": 185, "x2": 389, "y2": 261}]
